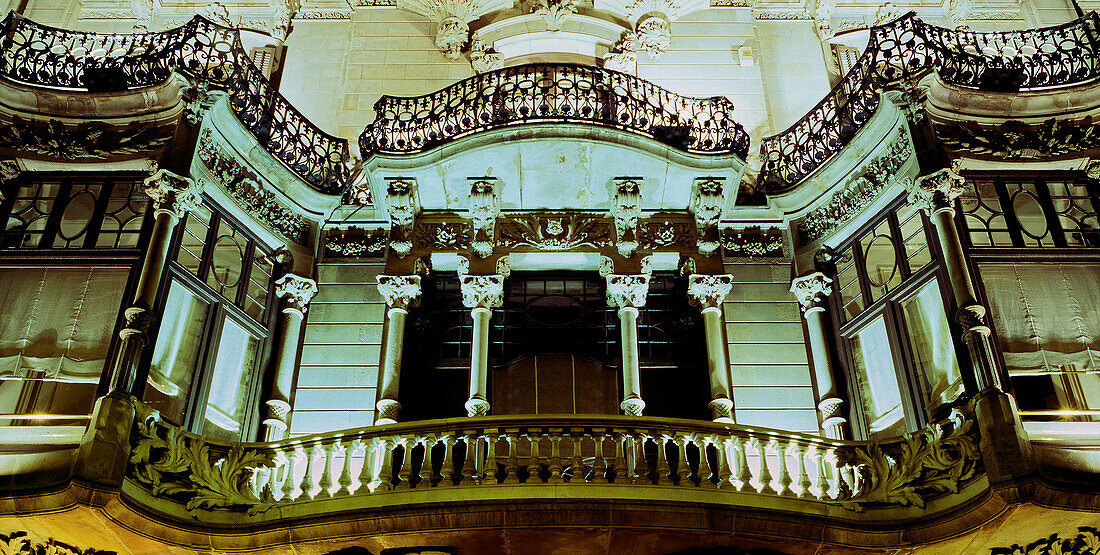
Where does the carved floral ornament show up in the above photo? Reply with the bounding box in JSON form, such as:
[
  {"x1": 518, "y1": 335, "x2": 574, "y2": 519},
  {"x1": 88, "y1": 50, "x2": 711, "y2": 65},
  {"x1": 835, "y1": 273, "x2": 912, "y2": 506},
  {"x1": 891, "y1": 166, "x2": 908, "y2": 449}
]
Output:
[
  {"x1": 274, "y1": 274, "x2": 318, "y2": 314},
  {"x1": 534, "y1": 0, "x2": 579, "y2": 31},
  {"x1": 606, "y1": 274, "x2": 650, "y2": 309},
  {"x1": 144, "y1": 169, "x2": 202, "y2": 219},
  {"x1": 460, "y1": 274, "x2": 505, "y2": 309},
  {"x1": 497, "y1": 213, "x2": 613, "y2": 250},
  {"x1": 384, "y1": 178, "x2": 420, "y2": 257},
  {"x1": 720, "y1": 227, "x2": 784, "y2": 258},
  {"x1": 377, "y1": 274, "x2": 423, "y2": 309},
  {"x1": 690, "y1": 177, "x2": 726, "y2": 257},
  {"x1": 790, "y1": 271, "x2": 832, "y2": 311},
  {"x1": 907, "y1": 168, "x2": 966, "y2": 214},
  {"x1": 0, "y1": 532, "x2": 113, "y2": 555},
  {"x1": 469, "y1": 33, "x2": 503, "y2": 74},
  {"x1": 686, "y1": 274, "x2": 734, "y2": 309}
]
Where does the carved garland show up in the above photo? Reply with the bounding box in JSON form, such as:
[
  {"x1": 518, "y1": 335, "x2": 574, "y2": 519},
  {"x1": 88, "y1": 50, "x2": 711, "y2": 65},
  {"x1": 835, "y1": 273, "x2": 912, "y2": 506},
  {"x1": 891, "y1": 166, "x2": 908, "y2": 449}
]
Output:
[
  {"x1": 720, "y1": 227, "x2": 784, "y2": 258},
  {"x1": 991, "y1": 527, "x2": 1100, "y2": 555},
  {"x1": 934, "y1": 117, "x2": 1100, "y2": 160},
  {"x1": 324, "y1": 229, "x2": 389, "y2": 257},
  {"x1": 0, "y1": 116, "x2": 172, "y2": 160},
  {"x1": 0, "y1": 532, "x2": 114, "y2": 555},
  {"x1": 798, "y1": 131, "x2": 912, "y2": 244},
  {"x1": 196, "y1": 128, "x2": 310, "y2": 245}
]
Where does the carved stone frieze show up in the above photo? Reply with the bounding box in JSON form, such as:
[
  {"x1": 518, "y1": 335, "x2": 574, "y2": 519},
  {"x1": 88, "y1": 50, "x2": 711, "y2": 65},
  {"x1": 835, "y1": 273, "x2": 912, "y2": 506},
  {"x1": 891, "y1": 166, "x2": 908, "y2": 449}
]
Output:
[
  {"x1": 415, "y1": 221, "x2": 472, "y2": 250},
  {"x1": 468, "y1": 178, "x2": 501, "y2": 258},
  {"x1": 603, "y1": 32, "x2": 638, "y2": 74},
  {"x1": 686, "y1": 274, "x2": 734, "y2": 309},
  {"x1": 991, "y1": 527, "x2": 1100, "y2": 555},
  {"x1": 324, "y1": 229, "x2": 388, "y2": 257},
  {"x1": 934, "y1": 117, "x2": 1100, "y2": 159},
  {"x1": 384, "y1": 178, "x2": 420, "y2": 257},
  {"x1": 813, "y1": 0, "x2": 834, "y2": 39},
  {"x1": 497, "y1": 213, "x2": 613, "y2": 250},
  {"x1": 460, "y1": 274, "x2": 505, "y2": 309},
  {"x1": 145, "y1": 169, "x2": 202, "y2": 219},
  {"x1": 0, "y1": 116, "x2": 172, "y2": 160},
  {"x1": 642, "y1": 220, "x2": 692, "y2": 249},
  {"x1": 798, "y1": 131, "x2": 912, "y2": 244},
  {"x1": 720, "y1": 227, "x2": 784, "y2": 258},
  {"x1": 790, "y1": 271, "x2": 832, "y2": 312},
  {"x1": 275, "y1": 274, "x2": 318, "y2": 315},
  {"x1": 874, "y1": 2, "x2": 900, "y2": 25},
  {"x1": 606, "y1": 274, "x2": 650, "y2": 309},
  {"x1": 611, "y1": 178, "x2": 643, "y2": 257},
  {"x1": 377, "y1": 275, "x2": 423, "y2": 310},
  {"x1": 690, "y1": 178, "x2": 726, "y2": 257},
  {"x1": 196, "y1": 128, "x2": 310, "y2": 244}
]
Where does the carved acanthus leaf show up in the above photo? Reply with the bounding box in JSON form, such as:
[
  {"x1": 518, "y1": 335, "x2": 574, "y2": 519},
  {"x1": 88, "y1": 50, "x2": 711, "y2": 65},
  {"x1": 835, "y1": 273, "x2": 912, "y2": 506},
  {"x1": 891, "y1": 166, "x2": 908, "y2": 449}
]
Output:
[
  {"x1": 612, "y1": 179, "x2": 643, "y2": 257},
  {"x1": 468, "y1": 178, "x2": 501, "y2": 258},
  {"x1": 687, "y1": 274, "x2": 734, "y2": 309},
  {"x1": 460, "y1": 274, "x2": 505, "y2": 309},
  {"x1": 606, "y1": 274, "x2": 650, "y2": 309},
  {"x1": 497, "y1": 213, "x2": 612, "y2": 250},
  {"x1": 275, "y1": 274, "x2": 318, "y2": 314},
  {"x1": 377, "y1": 275, "x2": 423, "y2": 309},
  {"x1": 690, "y1": 178, "x2": 726, "y2": 257},
  {"x1": 385, "y1": 178, "x2": 420, "y2": 257},
  {"x1": 790, "y1": 271, "x2": 832, "y2": 310},
  {"x1": 144, "y1": 169, "x2": 202, "y2": 219}
]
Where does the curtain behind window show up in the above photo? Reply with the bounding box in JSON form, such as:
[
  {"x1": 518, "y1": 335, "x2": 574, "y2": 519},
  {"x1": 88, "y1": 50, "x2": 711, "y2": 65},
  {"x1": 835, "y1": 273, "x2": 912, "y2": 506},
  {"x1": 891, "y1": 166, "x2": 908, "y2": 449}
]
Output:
[{"x1": 0, "y1": 266, "x2": 128, "y2": 382}]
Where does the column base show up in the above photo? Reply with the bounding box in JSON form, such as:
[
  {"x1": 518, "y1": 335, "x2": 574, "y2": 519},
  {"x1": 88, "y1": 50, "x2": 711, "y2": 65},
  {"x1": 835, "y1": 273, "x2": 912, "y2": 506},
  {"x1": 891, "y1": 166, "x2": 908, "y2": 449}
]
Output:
[
  {"x1": 973, "y1": 389, "x2": 1036, "y2": 484},
  {"x1": 465, "y1": 397, "x2": 490, "y2": 417},
  {"x1": 376, "y1": 398, "x2": 401, "y2": 424},
  {"x1": 708, "y1": 398, "x2": 734, "y2": 423},
  {"x1": 71, "y1": 393, "x2": 137, "y2": 486},
  {"x1": 621, "y1": 397, "x2": 645, "y2": 416}
]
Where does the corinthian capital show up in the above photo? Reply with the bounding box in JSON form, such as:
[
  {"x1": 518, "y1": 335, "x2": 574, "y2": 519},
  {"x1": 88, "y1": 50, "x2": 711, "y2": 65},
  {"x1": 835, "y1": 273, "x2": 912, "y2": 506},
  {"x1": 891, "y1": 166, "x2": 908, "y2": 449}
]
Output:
[
  {"x1": 606, "y1": 274, "x2": 649, "y2": 309},
  {"x1": 275, "y1": 273, "x2": 319, "y2": 315},
  {"x1": 907, "y1": 168, "x2": 966, "y2": 214},
  {"x1": 687, "y1": 274, "x2": 734, "y2": 310},
  {"x1": 460, "y1": 274, "x2": 505, "y2": 309},
  {"x1": 377, "y1": 275, "x2": 423, "y2": 310},
  {"x1": 790, "y1": 272, "x2": 832, "y2": 312},
  {"x1": 144, "y1": 169, "x2": 202, "y2": 219}
]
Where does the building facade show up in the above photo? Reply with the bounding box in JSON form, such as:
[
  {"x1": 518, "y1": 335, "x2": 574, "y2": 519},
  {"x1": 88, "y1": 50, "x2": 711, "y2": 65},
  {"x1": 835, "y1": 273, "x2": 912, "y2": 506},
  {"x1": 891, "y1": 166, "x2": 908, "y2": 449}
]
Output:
[{"x1": 0, "y1": 0, "x2": 1098, "y2": 552}]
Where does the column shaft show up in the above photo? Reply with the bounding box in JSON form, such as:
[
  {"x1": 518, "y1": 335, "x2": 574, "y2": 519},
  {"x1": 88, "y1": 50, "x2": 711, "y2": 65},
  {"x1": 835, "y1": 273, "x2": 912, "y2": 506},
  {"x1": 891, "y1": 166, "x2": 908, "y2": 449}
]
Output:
[
  {"x1": 466, "y1": 307, "x2": 492, "y2": 416},
  {"x1": 375, "y1": 307, "x2": 407, "y2": 424},
  {"x1": 618, "y1": 307, "x2": 644, "y2": 416},
  {"x1": 701, "y1": 307, "x2": 733, "y2": 422},
  {"x1": 263, "y1": 309, "x2": 305, "y2": 440}
]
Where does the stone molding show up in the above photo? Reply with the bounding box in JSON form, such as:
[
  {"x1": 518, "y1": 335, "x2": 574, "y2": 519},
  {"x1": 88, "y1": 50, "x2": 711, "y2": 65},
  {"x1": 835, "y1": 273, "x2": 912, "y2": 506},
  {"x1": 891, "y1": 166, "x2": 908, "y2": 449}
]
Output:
[
  {"x1": 687, "y1": 274, "x2": 734, "y2": 310},
  {"x1": 606, "y1": 274, "x2": 650, "y2": 309},
  {"x1": 377, "y1": 275, "x2": 423, "y2": 310},
  {"x1": 275, "y1": 274, "x2": 319, "y2": 315},
  {"x1": 460, "y1": 274, "x2": 505, "y2": 309},
  {"x1": 790, "y1": 272, "x2": 832, "y2": 312},
  {"x1": 144, "y1": 169, "x2": 202, "y2": 219}
]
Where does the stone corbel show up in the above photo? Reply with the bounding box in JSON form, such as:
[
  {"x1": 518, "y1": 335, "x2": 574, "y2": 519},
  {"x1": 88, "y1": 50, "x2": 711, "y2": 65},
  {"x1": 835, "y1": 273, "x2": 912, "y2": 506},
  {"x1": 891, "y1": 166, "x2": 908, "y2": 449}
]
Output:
[
  {"x1": 689, "y1": 177, "x2": 726, "y2": 257},
  {"x1": 812, "y1": 0, "x2": 834, "y2": 40},
  {"x1": 384, "y1": 178, "x2": 420, "y2": 257},
  {"x1": 274, "y1": 273, "x2": 319, "y2": 317},
  {"x1": 611, "y1": 178, "x2": 643, "y2": 258},
  {"x1": 635, "y1": 16, "x2": 671, "y2": 59},
  {"x1": 603, "y1": 31, "x2": 638, "y2": 74},
  {"x1": 399, "y1": 0, "x2": 489, "y2": 59},
  {"x1": 907, "y1": 168, "x2": 966, "y2": 214},
  {"x1": 144, "y1": 169, "x2": 203, "y2": 220},
  {"x1": 468, "y1": 178, "x2": 501, "y2": 258}
]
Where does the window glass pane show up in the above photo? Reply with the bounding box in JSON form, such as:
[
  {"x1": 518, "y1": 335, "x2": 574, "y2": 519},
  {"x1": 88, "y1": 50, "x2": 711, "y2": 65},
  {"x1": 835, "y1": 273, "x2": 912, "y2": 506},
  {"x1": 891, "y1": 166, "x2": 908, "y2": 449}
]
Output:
[
  {"x1": 98, "y1": 181, "x2": 149, "y2": 249},
  {"x1": 836, "y1": 246, "x2": 863, "y2": 319},
  {"x1": 958, "y1": 180, "x2": 1012, "y2": 247},
  {"x1": 202, "y1": 318, "x2": 259, "y2": 442},
  {"x1": 2, "y1": 181, "x2": 60, "y2": 249},
  {"x1": 0, "y1": 266, "x2": 128, "y2": 424},
  {"x1": 1007, "y1": 182, "x2": 1051, "y2": 246},
  {"x1": 902, "y1": 280, "x2": 962, "y2": 411},
  {"x1": 850, "y1": 316, "x2": 905, "y2": 439},
  {"x1": 899, "y1": 210, "x2": 932, "y2": 274},
  {"x1": 244, "y1": 246, "x2": 272, "y2": 321},
  {"x1": 176, "y1": 204, "x2": 212, "y2": 276},
  {"x1": 207, "y1": 219, "x2": 245, "y2": 303},
  {"x1": 860, "y1": 220, "x2": 901, "y2": 302},
  {"x1": 145, "y1": 281, "x2": 209, "y2": 425},
  {"x1": 54, "y1": 184, "x2": 100, "y2": 248}
]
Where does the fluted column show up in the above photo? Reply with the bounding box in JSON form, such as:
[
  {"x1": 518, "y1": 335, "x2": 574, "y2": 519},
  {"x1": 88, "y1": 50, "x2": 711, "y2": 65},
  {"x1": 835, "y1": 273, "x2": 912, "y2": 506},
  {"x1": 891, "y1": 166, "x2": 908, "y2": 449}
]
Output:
[
  {"x1": 687, "y1": 274, "x2": 735, "y2": 422},
  {"x1": 791, "y1": 272, "x2": 847, "y2": 439},
  {"x1": 607, "y1": 274, "x2": 650, "y2": 416},
  {"x1": 74, "y1": 169, "x2": 201, "y2": 485},
  {"x1": 460, "y1": 274, "x2": 504, "y2": 417},
  {"x1": 262, "y1": 274, "x2": 318, "y2": 441},
  {"x1": 907, "y1": 168, "x2": 1034, "y2": 482},
  {"x1": 374, "y1": 275, "x2": 422, "y2": 425}
]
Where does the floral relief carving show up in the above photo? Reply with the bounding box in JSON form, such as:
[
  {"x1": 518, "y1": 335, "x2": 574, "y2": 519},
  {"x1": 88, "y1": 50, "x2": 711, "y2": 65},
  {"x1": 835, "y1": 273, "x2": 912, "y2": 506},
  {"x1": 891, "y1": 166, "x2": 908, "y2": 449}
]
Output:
[
  {"x1": 324, "y1": 229, "x2": 388, "y2": 257},
  {"x1": 497, "y1": 213, "x2": 613, "y2": 250},
  {"x1": 0, "y1": 532, "x2": 114, "y2": 555},
  {"x1": 991, "y1": 527, "x2": 1100, "y2": 555},
  {"x1": 606, "y1": 274, "x2": 650, "y2": 309},
  {"x1": 415, "y1": 222, "x2": 472, "y2": 250},
  {"x1": 0, "y1": 117, "x2": 172, "y2": 160},
  {"x1": 690, "y1": 178, "x2": 726, "y2": 257},
  {"x1": 720, "y1": 227, "x2": 784, "y2": 258},
  {"x1": 534, "y1": 0, "x2": 578, "y2": 31},
  {"x1": 612, "y1": 179, "x2": 643, "y2": 257},
  {"x1": 642, "y1": 220, "x2": 692, "y2": 249},
  {"x1": 935, "y1": 118, "x2": 1100, "y2": 160}
]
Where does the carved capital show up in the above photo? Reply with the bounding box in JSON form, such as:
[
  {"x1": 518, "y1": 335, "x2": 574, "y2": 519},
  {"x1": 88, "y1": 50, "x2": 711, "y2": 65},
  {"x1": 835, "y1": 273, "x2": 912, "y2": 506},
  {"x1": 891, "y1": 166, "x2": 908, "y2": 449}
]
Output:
[
  {"x1": 377, "y1": 275, "x2": 423, "y2": 310},
  {"x1": 460, "y1": 274, "x2": 505, "y2": 309},
  {"x1": 468, "y1": 178, "x2": 501, "y2": 258},
  {"x1": 687, "y1": 274, "x2": 734, "y2": 310},
  {"x1": 275, "y1": 274, "x2": 318, "y2": 315},
  {"x1": 144, "y1": 169, "x2": 201, "y2": 219},
  {"x1": 790, "y1": 272, "x2": 832, "y2": 311},
  {"x1": 1087, "y1": 159, "x2": 1100, "y2": 180},
  {"x1": 385, "y1": 178, "x2": 420, "y2": 257},
  {"x1": 606, "y1": 274, "x2": 649, "y2": 309},
  {"x1": 908, "y1": 168, "x2": 966, "y2": 214},
  {"x1": 690, "y1": 178, "x2": 726, "y2": 257},
  {"x1": 611, "y1": 178, "x2": 643, "y2": 257}
]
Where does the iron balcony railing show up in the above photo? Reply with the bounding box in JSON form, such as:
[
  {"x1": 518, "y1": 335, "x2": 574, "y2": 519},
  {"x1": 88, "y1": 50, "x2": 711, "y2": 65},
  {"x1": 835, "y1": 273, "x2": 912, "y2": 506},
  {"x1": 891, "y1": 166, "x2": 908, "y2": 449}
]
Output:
[
  {"x1": 758, "y1": 11, "x2": 1100, "y2": 193},
  {"x1": 0, "y1": 13, "x2": 353, "y2": 195},
  {"x1": 359, "y1": 63, "x2": 751, "y2": 159},
  {"x1": 128, "y1": 404, "x2": 980, "y2": 514}
]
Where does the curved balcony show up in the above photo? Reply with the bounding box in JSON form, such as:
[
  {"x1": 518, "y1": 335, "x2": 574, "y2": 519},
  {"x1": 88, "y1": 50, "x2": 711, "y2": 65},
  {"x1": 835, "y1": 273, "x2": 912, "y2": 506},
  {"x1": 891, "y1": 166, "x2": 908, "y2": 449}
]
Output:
[
  {"x1": 125, "y1": 401, "x2": 983, "y2": 537},
  {"x1": 758, "y1": 12, "x2": 1100, "y2": 194},
  {"x1": 0, "y1": 13, "x2": 352, "y2": 194},
  {"x1": 358, "y1": 63, "x2": 751, "y2": 160}
]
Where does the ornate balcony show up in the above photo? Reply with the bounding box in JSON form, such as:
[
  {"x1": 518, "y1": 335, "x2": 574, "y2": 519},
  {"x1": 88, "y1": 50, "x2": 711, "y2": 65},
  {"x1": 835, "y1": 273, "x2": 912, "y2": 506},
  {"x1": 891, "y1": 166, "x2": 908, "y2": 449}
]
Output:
[
  {"x1": 758, "y1": 12, "x2": 1100, "y2": 193},
  {"x1": 358, "y1": 63, "x2": 751, "y2": 160},
  {"x1": 0, "y1": 13, "x2": 353, "y2": 194}
]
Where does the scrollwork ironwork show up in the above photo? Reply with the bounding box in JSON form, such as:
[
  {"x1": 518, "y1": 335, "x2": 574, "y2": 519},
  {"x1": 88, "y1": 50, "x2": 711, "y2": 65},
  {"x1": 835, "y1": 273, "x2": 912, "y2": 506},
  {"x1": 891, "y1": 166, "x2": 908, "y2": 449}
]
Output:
[
  {"x1": 0, "y1": 13, "x2": 353, "y2": 194},
  {"x1": 759, "y1": 11, "x2": 1100, "y2": 192},
  {"x1": 359, "y1": 63, "x2": 750, "y2": 158}
]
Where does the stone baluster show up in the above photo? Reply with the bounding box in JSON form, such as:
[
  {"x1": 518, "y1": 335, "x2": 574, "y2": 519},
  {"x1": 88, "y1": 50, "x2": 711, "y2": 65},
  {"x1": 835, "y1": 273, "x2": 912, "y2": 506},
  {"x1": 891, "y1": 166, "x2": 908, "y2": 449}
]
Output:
[
  {"x1": 263, "y1": 273, "x2": 318, "y2": 441},
  {"x1": 460, "y1": 434, "x2": 478, "y2": 485},
  {"x1": 460, "y1": 275, "x2": 505, "y2": 417},
  {"x1": 631, "y1": 433, "x2": 648, "y2": 484},
  {"x1": 815, "y1": 449, "x2": 831, "y2": 500},
  {"x1": 906, "y1": 168, "x2": 1034, "y2": 483},
  {"x1": 483, "y1": 433, "x2": 498, "y2": 484},
  {"x1": 676, "y1": 436, "x2": 693, "y2": 485},
  {"x1": 316, "y1": 441, "x2": 336, "y2": 498},
  {"x1": 735, "y1": 437, "x2": 753, "y2": 492},
  {"x1": 715, "y1": 437, "x2": 734, "y2": 489},
  {"x1": 548, "y1": 433, "x2": 564, "y2": 483},
  {"x1": 695, "y1": 437, "x2": 714, "y2": 488},
  {"x1": 756, "y1": 438, "x2": 776, "y2": 494},
  {"x1": 606, "y1": 275, "x2": 650, "y2": 415},
  {"x1": 593, "y1": 434, "x2": 610, "y2": 484},
  {"x1": 655, "y1": 435, "x2": 674, "y2": 486},
  {"x1": 375, "y1": 275, "x2": 422, "y2": 425},
  {"x1": 570, "y1": 434, "x2": 585, "y2": 483},
  {"x1": 299, "y1": 443, "x2": 318, "y2": 499},
  {"x1": 281, "y1": 447, "x2": 299, "y2": 501},
  {"x1": 74, "y1": 169, "x2": 201, "y2": 485},
  {"x1": 797, "y1": 444, "x2": 813, "y2": 499},
  {"x1": 363, "y1": 438, "x2": 385, "y2": 492},
  {"x1": 687, "y1": 274, "x2": 736, "y2": 422},
  {"x1": 335, "y1": 441, "x2": 355, "y2": 497},
  {"x1": 438, "y1": 435, "x2": 456, "y2": 487},
  {"x1": 419, "y1": 436, "x2": 436, "y2": 487},
  {"x1": 791, "y1": 272, "x2": 847, "y2": 440},
  {"x1": 612, "y1": 433, "x2": 628, "y2": 483},
  {"x1": 395, "y1": 437, "x2": 414, "y2": 490},
  {"x1": 777, "y1": 440, "x2": 795, "y2": 497},
  {"x1": 503, "y1": 434, "x2": 520, "y2": 484},
  {"x1": 526, "y1": 433, "x2": 542, "y2": 483},
  {"x1": 253, "y1": 466, "x2": 271, "y2": 501}
]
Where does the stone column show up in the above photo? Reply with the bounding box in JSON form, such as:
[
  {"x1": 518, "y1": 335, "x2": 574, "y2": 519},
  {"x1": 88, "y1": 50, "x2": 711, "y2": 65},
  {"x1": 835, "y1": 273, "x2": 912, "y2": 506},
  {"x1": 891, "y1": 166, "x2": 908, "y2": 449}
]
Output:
[
  {"x1": 460, "y1": 274, "x2": 504, "y2": 417},
  {"x1": 607, "y1": 274, "x2": 650, "y2": 416},
  {"x1": 687, "y1": 274, "x2": 735, "y2": 423},
  {"x1": 374, "y1": 275, "x2": 422, "y2": 425},
  {"x1": 262, "y1": 273, "x2": 318, "y2": 441},
  {"x1": 73, "y1": 169, "x2": 201, "y2": 485},
  {"x1": 791, "y1": 272, "x2": 847, "y2": 439},
  {"x1": 907, "y1": 168, "x2": 1035, "y2": 482}
]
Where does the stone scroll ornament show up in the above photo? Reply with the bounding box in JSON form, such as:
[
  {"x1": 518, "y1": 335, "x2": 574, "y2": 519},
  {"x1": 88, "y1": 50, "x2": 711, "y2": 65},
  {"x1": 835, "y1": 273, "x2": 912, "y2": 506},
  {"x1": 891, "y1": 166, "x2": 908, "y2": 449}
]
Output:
[{"x1": 129, "y1": 400, "x2": 273, "y2": 514}]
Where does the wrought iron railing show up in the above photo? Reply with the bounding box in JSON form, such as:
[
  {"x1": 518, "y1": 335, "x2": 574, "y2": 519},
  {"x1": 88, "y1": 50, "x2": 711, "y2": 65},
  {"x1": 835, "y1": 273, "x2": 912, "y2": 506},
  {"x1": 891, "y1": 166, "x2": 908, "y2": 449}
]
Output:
[
  {"x1": 359, "y1": 63, "x2": 750, "y2": 159},
  {"x1": 759, "y1": 12, "x2": 1100, "y2": 193},
  {"x1": 0, "y1": 13, "x2": 353, "y2": 194},
  {"x1": 127, "y1": 402, "x2": 980, "y2": 514}
]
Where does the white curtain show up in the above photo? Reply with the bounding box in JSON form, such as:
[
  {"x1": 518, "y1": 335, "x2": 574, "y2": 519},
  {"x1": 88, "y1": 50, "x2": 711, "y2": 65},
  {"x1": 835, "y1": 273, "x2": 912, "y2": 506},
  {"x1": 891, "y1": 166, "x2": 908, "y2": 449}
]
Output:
[
  {"x1": 979, "y1": 263, "x2": 1100, "y2": 374},
  {"x1": 902, "y1": 280, "x2": 963, "y2": 408},
  {"x1": 0, "y1": 266, "x2": 128, "y2": 382}
]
